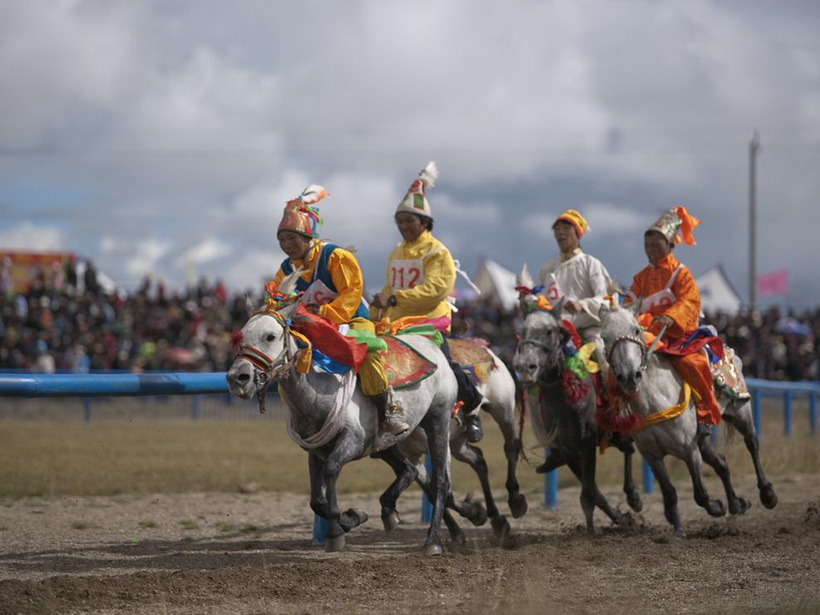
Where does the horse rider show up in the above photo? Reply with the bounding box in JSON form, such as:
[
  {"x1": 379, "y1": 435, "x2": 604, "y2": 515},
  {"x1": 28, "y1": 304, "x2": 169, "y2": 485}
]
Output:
[
  {"x1": 538, "y1": 208, "x2": 618, "y2": 373},
  {"x1": 535, "y1": 208, "x2": 619, "y2": 472},
  {"x1": 370, "y1": 161, "x2": 485, "y2": 443},
  {"x1": 273, "y1": 185, "x2": 409, "y2": 439},
  {"x1": 625, "y1": 205, "x2": 721, "y2": 443}
]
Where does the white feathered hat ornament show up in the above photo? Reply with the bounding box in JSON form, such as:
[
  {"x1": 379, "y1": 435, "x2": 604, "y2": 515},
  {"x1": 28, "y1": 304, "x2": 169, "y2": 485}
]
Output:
[{"x1": 396, "y1": 161, "x2": 438, "y2": 218}]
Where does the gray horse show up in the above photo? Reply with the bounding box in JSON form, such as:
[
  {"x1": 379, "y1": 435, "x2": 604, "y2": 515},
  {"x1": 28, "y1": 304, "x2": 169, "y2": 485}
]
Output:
[
  {"x1": 513, "y1": 303, "x2": 635, "y2": 533},
  {"x1": 226, "y1": 306, "x2": 458, "y2": 555},
  {"x1": 600, "y1": 303, "x2": 777, "y2": 536}
]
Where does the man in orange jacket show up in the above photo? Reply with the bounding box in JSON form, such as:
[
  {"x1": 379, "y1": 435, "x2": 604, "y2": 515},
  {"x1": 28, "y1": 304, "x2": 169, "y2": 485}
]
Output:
[{"x1": 626, "y1": 206, "x2": 721, "y2": 443}]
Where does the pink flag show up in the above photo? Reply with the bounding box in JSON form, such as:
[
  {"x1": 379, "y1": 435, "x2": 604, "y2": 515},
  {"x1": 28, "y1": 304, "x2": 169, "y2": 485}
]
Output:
[{"x1": 757, "y1": 269, "x2": 789, "y2": 297}]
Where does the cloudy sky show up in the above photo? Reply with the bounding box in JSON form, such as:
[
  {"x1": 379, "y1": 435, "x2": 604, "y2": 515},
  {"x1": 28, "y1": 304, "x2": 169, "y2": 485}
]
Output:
[{"x1": 2, "y1": 0, "x2": 819, "y2": 309}]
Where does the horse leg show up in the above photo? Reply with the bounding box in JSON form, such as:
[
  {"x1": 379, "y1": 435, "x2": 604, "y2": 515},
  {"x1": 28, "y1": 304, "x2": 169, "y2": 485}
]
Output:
[
  {"x1": 567, "y1": 443, "x2": 630, "y2": 531},
  {"x1": 645, "y1": 457, "x2": 687, "y2": 537},
  {"x1": 308, "y1": 453, "x2": 329, "y2": 519},
  {"x1": 723, "y1": 408, "x2": 778, "y2": 509},
  {"x1": 682, "y1": 447, "x2": 726, "y2": 519},
  {"x1": 414, "y1": 470, "x2": 468, "y2": 547},
  {"x1": 419, "y1": 409, "x2": 452, "y2": 556},
  {"x1": 321, "y1": 448, "x2": 370, "y2": 552},
  {"x1": 498, "y1": 413, "x2": 528, "y2": 519},
  {"x1": 698, "y1": 433, "x2": 751, "y2": 515},
  {"x1": 610, "y1": 433, "x2": 643, "y2": 512},
  {"x1": 371, "y1": 447, "x2": 420, "y2": 531},
  {"x1": 450, "y1": 436, "x2": 503, "y2": 534}
]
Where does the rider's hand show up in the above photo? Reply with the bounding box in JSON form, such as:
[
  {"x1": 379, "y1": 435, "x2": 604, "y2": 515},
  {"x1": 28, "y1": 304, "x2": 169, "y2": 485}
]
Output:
[
  {"x1": 371, "y1": 292, "x2": 391, "y2": 309},
  {"x1": 652, "y1": 315, "x2": 674, "y2": 329},
  {"x1": 564, "y1": 299, "x2": 582, "y2": 314}
]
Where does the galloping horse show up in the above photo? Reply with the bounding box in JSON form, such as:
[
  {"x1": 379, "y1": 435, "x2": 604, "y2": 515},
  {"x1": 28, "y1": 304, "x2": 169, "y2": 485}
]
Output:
[
  {"x1": 600, "y1": 303, "x2": 777, "y2": 536},
  {"x1": 226, "y1": 304, "x2": 458, "y2": 555},
  {"x1": 513, "y1": 302, "x2": 635, "y2": 533}
]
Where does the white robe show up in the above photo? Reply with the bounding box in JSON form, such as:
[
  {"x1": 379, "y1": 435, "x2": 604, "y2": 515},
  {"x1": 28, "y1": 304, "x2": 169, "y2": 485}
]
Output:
[{"x1": 537, "y1": 251, "x2": 616, "y2": 333}]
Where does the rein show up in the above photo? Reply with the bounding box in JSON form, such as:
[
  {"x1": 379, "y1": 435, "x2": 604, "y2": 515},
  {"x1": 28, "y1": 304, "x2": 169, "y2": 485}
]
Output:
[{"x1": 235, "y1": 309, "x2": 299, "y2": 413}]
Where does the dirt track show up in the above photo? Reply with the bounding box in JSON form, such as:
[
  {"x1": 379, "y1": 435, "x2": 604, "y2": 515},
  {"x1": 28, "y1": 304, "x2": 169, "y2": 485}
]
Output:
[{"x1": 1, "y1": 473, "x2": 818, "y2": 614}]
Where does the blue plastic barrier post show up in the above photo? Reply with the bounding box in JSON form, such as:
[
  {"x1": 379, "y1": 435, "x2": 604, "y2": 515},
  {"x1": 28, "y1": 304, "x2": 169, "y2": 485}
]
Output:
[
  {"x1": 421, "y1": 454, "x2": 433, "y2": 523},
  {"x1": 642, "y1": 458, "x2": 654, "y2": 494},
  {"x1": 810, "y1": 391, "x2": 817, "y2": 436},
  {"x1": 784, "y1": 390, "x2": 793, "y2": 437},
  {"x1": 543, "y1": 448, "x2": 558, "y2": 510},
  {"x1": 752, "y1": 389, "x2": 762, "y2": 438},
  {"x1": 312, "y1": 514, "x2": 327, "y2": 545}
]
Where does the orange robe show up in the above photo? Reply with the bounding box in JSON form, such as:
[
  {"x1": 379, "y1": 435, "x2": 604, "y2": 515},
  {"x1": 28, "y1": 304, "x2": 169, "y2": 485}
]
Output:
[{"x1": 629, "y1": 253, "x2": 721, "y2": 425}]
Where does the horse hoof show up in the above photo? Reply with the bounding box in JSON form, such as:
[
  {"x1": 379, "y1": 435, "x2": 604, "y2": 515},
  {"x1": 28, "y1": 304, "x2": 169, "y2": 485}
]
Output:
[
  {"x1": 352, "y1": 508, "x2": 369, "y2": 525},
  {"x1": 509, "y1": 493, "x2": 528, "y2": 519},
  {"x1": 707, "y1": 500, "x2": 726, "y2": 517},
  {"x1": 730, "y1": 497, "x2": 752, "y2": 516},
  {"x1": 491, "y1": 515, "x2": 511, "y2": 539},
  {"x1": 382, "y1": 509, "x2": 400, "y2": 532},
  {"x1": 760, "y1": 488, "x2": 778, "y2": 509},
  {"x1": 325, "y1": 535, "x2": 345, "y2": 552},
  {"x1": 674, "y1": 528, "x2": 687, "y2": 539},
  {"x1": 627, "y1": 493, "x2": 643, "y2": 513},
  {"x1": 422, "y1": 543, "x2": 443, "y2": 556}
]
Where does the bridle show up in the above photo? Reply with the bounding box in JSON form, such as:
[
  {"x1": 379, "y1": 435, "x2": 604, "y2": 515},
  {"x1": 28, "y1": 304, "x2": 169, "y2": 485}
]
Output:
[
  {"x1": 234, "y1": 310, "x2": 299, "y2": 413},
  {"x1": 605, "y1": 322, "x2": 668, "y2": 374}
]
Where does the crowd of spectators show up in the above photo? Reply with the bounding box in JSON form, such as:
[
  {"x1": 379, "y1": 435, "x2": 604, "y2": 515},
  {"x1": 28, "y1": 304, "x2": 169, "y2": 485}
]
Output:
[{"x1": 1, "y1": 262, "x2": 818, "y2": 382}]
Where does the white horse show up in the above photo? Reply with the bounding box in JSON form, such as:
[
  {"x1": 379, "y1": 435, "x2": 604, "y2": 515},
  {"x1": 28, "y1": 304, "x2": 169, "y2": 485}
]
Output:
[
  {"x1": 513, "y1": 302, "x2": 635, "y2": 533},
  {"x1": 599, "y1": 303, "x2": 777, "y2": 536},
  {"x1": 226, "y1": 305, "x2": 458, "y2": 555}
]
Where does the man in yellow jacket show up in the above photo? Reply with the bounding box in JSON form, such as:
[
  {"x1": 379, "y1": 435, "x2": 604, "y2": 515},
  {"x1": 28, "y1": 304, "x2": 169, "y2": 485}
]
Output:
[
  {"x1": 274, "y1": 185, "x2": 408, "y2": 438},
  {"x1": 371, "y1": 162, "x2": 484, "y2": 442}
]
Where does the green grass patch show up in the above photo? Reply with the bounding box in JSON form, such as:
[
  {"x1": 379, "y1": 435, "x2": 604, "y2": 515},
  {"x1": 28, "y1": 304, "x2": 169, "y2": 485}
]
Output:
[
  {"x1": 138, "y1": 520, "x2": 157, "y2": 528},
  {"x1": 0, "y1": 398, "x2": 816, "y2": 499},
  {"x1": 179, "y1": 519, "x2": 198, "y2": 530},
  {"x1": 71, "y1": 521, "x2": 91, "y2": 530}
]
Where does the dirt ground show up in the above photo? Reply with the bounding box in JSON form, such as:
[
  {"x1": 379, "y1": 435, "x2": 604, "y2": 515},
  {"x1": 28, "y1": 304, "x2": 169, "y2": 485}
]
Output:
[{"x1": 0, "y1": 473, "x2": 818, "y2": 615}]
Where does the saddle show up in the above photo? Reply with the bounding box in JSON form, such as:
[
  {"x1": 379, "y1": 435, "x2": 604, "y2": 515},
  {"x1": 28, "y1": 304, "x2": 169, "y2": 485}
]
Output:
[{"x1": 447, "y1": 338, "x2": 496, "y2": 385}]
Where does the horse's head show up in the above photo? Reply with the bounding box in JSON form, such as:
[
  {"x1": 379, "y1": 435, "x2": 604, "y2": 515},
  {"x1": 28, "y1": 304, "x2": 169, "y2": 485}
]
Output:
[
  {"x1": 513, "y1": 304, "x2": 569, "y2": 386},
  {"x1": 599, "y1": 303, "x2": 647, "y2": 396},
  {"x1": 226, "y1": 308, "x2": 296, "y2": 401}
]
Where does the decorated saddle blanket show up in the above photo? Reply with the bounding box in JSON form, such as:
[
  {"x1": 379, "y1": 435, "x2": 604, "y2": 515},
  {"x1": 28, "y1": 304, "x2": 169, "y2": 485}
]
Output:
[
  {"x1": 447, "y1": 338, "x2": 496, "y2": 385},
  {"x1": 379, "y1": 335, "x2": 438, "y2": 389},
  {"x1": 711, "y1": 345, "x2": 750, "y2": 401}
]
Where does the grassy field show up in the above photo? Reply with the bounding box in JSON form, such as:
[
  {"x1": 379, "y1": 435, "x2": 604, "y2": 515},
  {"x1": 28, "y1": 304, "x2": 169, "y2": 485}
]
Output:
[{"x1": 0, "y1": 397, "x2": 817, "y2": 498}]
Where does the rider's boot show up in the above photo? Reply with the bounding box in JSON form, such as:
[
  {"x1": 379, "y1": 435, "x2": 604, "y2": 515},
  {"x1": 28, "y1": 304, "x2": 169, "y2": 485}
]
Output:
[
  {"x1": 370, "y1": 389, "x2": 408, "y2": 439},
  {"x1": 465, "y1": 411, "x2": 484, "y2": 443}
]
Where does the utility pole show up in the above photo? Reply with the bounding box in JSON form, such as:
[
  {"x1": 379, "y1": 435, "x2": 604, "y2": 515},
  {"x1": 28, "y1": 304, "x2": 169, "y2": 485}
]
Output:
[{"x1": 748, "y1": 131, "x2": 760, "y2": 312}]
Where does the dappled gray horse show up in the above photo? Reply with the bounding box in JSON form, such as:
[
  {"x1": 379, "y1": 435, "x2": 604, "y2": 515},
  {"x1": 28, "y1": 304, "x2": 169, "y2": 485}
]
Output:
[
  {"x1": 226, "y1": 305, "x2": 458, "y2": 555},
  {"x1": 513, "y1": 304, "x2": 634, "y2": 533},
  {"x1": 600, "y1": 303, "x2": 777, "y2": 536}
]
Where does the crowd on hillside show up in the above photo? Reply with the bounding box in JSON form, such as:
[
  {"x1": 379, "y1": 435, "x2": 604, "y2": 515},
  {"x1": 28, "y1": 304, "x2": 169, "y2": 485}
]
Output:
[{"x1": 1, "y1": 265, "x2": 818, "y2": 382}]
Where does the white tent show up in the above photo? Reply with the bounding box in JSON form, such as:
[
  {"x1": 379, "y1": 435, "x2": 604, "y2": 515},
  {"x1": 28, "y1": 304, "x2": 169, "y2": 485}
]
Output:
[
  {"x1": 696, "y1": 265, "x2": 742, "y2": 314},
  {"x1": 472, "y1": 259, "x2": 519, "y2": 310}
]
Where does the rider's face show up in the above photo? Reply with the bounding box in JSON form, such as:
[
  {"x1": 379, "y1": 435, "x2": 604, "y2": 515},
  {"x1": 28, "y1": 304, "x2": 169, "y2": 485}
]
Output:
[
  {"x1": 395, "y1": 212, "x2": 426, "y2": 243},
  {"x1": 278, "y1": 231, "x2": 312, "y2": 261},
  {"x1": 644, "y1": 231, "x2": 672, "y2": 266},
  {"x1": 553, "y1": 221, "x2": 580, "y2": 254}
]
